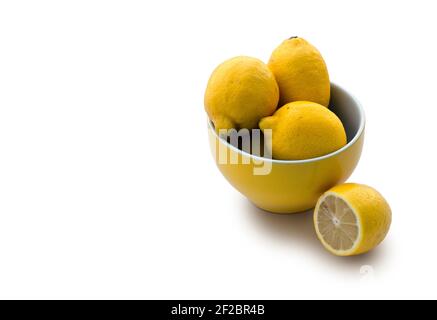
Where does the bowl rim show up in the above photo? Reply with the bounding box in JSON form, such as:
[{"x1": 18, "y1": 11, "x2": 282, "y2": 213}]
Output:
[{"x1": 207, "y1": 82, "x2": 366, "y2": 164}]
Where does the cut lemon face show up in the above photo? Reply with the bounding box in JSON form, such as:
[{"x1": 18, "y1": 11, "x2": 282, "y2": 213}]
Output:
[
  {"x1": 315, "y1": 194, "x2": 360, "y2": 255},
  {"x1": 314, "y1": 183, "x2": 392, "y2": 257}
]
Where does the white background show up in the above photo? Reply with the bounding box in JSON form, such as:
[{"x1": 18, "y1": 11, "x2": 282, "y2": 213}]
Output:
[{"x1": 0, "y1": 0, "x2": 436, "y2": 299}]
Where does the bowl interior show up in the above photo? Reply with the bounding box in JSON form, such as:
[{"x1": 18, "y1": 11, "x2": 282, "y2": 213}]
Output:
[{"x1": 329, "y1": 83, "x2": 364, "y2": 143}]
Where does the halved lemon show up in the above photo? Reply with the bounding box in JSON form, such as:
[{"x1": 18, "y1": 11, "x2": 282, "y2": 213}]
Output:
[{"x1": 314, "y1": 183, "x2": 392, "y2": 256}]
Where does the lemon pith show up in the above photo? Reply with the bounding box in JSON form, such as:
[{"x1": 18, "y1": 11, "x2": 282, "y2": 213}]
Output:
[{"x1": 314, "y1": 183, "x2": 392, "y2": 256}]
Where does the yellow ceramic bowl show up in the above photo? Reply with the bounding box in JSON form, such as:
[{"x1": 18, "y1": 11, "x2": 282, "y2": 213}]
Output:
[{"x1": 208, "y1": 83, "x2": 365, "y2": 214}]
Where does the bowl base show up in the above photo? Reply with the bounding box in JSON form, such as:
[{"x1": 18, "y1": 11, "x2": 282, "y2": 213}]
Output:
[{"x1": 250, "y1": 201, "x2": 315, "y2": 215}]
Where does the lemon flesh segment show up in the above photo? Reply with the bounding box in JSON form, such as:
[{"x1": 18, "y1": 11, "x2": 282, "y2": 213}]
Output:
[{"x1": 316, "y1": 195, "x2": 359, "y2": 253}]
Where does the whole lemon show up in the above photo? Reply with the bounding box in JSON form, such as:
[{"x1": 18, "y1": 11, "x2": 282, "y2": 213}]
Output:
[
  {"x1": 205, "y1": 56, "x2": 279, "y2": 131},
  {"x1": 259, "y1": 101, "x2": 347, "y2": 160},
  {"x1": 314, "y1": 183, "x2": 392, "y2": 256},
  {"x1": 268, "y1": 37, "x2": 330, "y2": 107}
]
